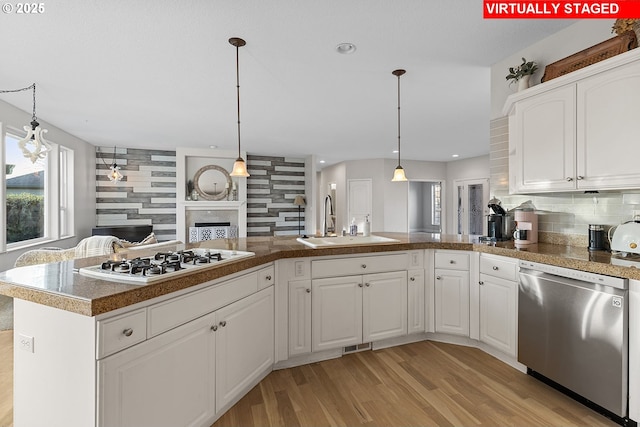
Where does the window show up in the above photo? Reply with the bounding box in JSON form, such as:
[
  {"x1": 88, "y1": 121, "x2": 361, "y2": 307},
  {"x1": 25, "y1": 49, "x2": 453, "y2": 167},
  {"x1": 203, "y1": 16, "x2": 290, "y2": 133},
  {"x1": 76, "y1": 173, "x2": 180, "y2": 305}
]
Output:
[
  {"x1": 2, "y1": 127, "x2": 74, "y2": 251},
  {"x1": 431, "y1": 182, "x2": 441, "y2": 227}
]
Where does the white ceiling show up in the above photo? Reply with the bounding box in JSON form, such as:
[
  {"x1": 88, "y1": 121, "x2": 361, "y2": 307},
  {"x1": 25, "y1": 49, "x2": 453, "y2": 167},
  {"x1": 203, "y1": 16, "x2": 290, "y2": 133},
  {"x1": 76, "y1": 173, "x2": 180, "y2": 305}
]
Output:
[{"x1": 0, "y1": 1, "x2": 576, "y2": 167}]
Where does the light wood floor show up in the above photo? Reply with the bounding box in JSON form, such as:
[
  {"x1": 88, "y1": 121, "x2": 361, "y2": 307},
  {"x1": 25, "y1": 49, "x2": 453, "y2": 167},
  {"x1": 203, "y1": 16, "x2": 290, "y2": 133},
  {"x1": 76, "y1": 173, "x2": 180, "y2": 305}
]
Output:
[
  {"x1": 214, "y1": 341, "x2": 619, "y2": 427},
  {"x1": 0, "y1": 332, "x2": 619, "y2": 427},
  {"x1": 0, "y1": 330, "x2": 13, "y2": 427}
]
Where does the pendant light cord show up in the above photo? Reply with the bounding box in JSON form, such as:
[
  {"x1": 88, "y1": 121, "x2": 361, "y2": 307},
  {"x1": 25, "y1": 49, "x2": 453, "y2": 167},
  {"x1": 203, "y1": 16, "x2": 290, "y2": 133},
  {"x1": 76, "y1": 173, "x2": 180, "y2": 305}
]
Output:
[
  {"x1": 0, "y1": 83, "x2": 38, "y2": 123},
  {"x1": 99, "y1": 146, "x2": 118, "y2": 168},
  {"x1": 397, "y1": 73, "x2": 401, "y2": 166},
  {"x1": 235, "y1": 43, "x2": 241, "y2": 159}
]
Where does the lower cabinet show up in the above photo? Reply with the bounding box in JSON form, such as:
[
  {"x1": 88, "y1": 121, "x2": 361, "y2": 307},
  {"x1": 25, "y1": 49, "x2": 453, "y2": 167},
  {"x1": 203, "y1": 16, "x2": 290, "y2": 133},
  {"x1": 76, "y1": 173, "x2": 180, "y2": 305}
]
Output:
[
  {"x1": 407, "y1": 269, "x2": 425, "y2": 334},
  {"x1": 434, "y1": 268, "x2": 470, "y2": 336},
  {"x1": 98, "y1": 286, "x2": 274, "y2": 427},
  {"x1": 311, "y1": 271, "x2": 407, "y2": 352},
  {"x1": 288, "y1": 279, "x2": 312, "y2": 356}
]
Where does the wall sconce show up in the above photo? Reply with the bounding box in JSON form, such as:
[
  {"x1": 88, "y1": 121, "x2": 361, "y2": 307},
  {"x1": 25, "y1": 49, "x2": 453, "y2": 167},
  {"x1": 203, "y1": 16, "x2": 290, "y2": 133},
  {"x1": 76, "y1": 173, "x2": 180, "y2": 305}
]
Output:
[{"x1": 0, "y1": 83, "x2": 52, "y2": 163}]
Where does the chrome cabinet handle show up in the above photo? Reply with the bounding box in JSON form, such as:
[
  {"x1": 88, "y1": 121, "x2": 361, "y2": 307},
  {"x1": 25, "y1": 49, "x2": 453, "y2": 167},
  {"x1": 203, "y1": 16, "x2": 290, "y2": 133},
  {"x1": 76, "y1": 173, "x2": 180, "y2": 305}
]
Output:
[
  {"x1": 122, "y1": 328, "x2": 133, "y2": 337},
  {"x1": 265, "y1": 275, "x2": 272, "y2": 281},
  {"x1": 566, "y1": 177, "x2": 574, "y2": 181},
  {"x1": 365, "y1": 283, "x2": 370, "y2": 287},
  {"x1": 211, "y1": 325, "x2": 218, "y2": 331},
  {"x1": 449, "y1": 260, "x2": 455, "y2": 264},
  {"x1": 410, "y1": 277, "x2": 416, "y2": 281},
  {"x1": 361, "y1": 264, "x2": 367, "y2": 269},
  {"x1": 577, "y1": 175, "x2": 584, "y2": 180},
  {"x1": 492, "y1": 266, "x2": 499, "y2": 271},
  {"x1": 436, "y1": 276, "x2": 442, "y2": 280},
  {"x1": 358, "y1": 283, "x2": 363, "y2": 287},
  {"x1": 306, "y1": 288, "x2": 311, "y2": 293},
  {"x1": 219, "y1": 320, "x2": 227, "y2": 327},
  {"x1": 479, "y1": 281, "x2": 484, "y2": 285}
]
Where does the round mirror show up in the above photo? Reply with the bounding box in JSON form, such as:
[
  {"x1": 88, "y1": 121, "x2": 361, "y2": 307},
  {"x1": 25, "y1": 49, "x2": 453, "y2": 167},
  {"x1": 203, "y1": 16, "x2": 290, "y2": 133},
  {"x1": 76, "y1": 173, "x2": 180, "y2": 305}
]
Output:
[{"x1": 193, "y1": 165, "x2": 232, "y2": 201}]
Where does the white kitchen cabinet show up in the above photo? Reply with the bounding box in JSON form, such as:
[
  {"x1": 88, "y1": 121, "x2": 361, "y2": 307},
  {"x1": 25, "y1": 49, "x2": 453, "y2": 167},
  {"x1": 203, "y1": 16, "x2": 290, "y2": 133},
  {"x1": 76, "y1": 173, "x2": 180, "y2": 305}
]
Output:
[
  {"x1": 478, "y1": 254, "x2": 518, "y2": 357},
  {"x1": 311, "y1": 271, "x2": 407, "y2": 352},
  {"x1": 99, "y1": 286, "x2": 274, "y2": 426},
  {"x1": 407, "y1": 269, "x2": 425, "y2": 334},
  {"x1": 434, "y1": 251, "x2": 470, "y2": 336},
  {"x1": 506, "y1": 51, "x2": 640, "y2": 193},
  {"x1": 99, "y1": 312, "x2": 217, "y2": 427},
  {"x1": 215, "y1": 287, "x2": 274, "y2": 413},
  {"x1": 288, "y1": 279, "x2": 312, "y2": 356}
]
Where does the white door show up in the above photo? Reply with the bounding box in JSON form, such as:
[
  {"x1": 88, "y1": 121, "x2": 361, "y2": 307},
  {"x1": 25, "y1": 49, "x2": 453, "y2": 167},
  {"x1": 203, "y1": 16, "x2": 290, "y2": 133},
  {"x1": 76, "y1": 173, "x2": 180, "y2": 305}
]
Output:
[
  {"x1": 215, "y1": 287, "x2": 274, "y2": 413},
  {"x1": 454, "y1": 179, "x2": 489, "y2": 236},
  {"x1": 434, "y1": 268, "x2": 470, "y2": 336},
  {"x1": 288, "y1": 280, "x2": 312, "y2": 356},
  {"x1": 348, "y1": 179, "x2": 372, "y2": 232},
  {"x1": 479, "y1": 273, "x2": 517, "y2": 356},
  {"x1": 98, "y1": 313, "x2": 216, "y2": 427},
  {"x1": 363, "y1": 271, "x2": 408, "y2": 342},
  {"x1": 312, "y1": 276, "x2": 363, "y2": 352}
]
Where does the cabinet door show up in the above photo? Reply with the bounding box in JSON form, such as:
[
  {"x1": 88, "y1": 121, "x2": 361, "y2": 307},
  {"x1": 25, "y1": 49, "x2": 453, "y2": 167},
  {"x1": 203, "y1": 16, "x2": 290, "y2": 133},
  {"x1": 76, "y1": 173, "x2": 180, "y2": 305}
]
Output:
[
  {"x1": 577, "y1": 60, "x2": 640, "y2": 189},
  {"x1": 363, "y1": 271, "x2": 408, "y2": 342},
  {"x1": 215, "y1": 287, "x2": 274, "y2": 413},
  {"x1": 288, "y1": 280, "x2": 312, "y2": 356},
  {"x1": 509, "y1": 84, "x2": 576, "y2": 193},
  {"x1": 434, "y1": 268, "x2": 469, "y2": 336},
  {"x1": 479, "y1": 273, "x2": 517, "y2": 357},
  {"x1": 98, "y1": 313, "x2": 216, "y2": 427},
  {"x1": 312, "y1": 276, "x2": 363, "y2": 352},
  {"x1": 407, "y1": 269, "x2": 425, "y2": 334}
]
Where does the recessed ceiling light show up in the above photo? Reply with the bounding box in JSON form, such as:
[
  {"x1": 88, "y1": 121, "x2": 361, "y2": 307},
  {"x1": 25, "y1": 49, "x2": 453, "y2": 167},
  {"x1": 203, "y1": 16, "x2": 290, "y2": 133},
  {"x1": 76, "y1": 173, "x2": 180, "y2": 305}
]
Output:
[
  {"x1": 335, "y1": 43, "x2": 356, "y2": 54},
  {"x1": 319, "y1": 160, "x2": 326, "y2": 164},
  {"x1": 393, "y1": 150, "x2": 399, "y2": 154},
  {"x1": 452, "y1": 154, "x2": 459, "y2": 158},
  {"x1": 209, "y1": 145, "x2": 218, "y2": 149}
]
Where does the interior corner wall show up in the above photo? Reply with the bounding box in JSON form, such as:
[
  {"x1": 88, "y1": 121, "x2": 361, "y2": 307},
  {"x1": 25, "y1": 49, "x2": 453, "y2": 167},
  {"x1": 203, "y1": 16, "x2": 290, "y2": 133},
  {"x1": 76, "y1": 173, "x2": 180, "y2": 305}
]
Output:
[
  {"x1": 95, "y1": 147, "x2": 177, "y2": 241},
  {"x1": 246, "y1": 155, "x2": 306, "y2": 237}
]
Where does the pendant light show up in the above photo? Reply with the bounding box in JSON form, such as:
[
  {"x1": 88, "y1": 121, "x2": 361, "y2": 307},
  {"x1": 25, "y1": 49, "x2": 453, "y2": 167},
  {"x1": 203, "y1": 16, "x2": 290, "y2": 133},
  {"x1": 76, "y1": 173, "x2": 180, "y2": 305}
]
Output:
[
  {"x1": 229, "y1": 37, "x2": 250, "y2": 177},
  {"x1": 391, "y1": 69, "x2": 408, "y2": 182},
  {"x1": 100, "y1": 146, "x2": 123, "y2": 183},
  {"x1": 0, "y1": 83, "x2": 52, "y2": 163}
]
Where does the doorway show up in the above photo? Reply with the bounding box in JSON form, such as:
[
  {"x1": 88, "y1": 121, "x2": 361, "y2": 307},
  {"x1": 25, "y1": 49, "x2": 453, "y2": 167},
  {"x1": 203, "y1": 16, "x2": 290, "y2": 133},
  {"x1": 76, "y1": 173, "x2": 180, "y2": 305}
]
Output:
[
  {"x1": 408, "y1": 181, "x2": 444, "y2": 233},
  {"x1": 453, "y1": 178, "x2": 489, "y2": 236}
]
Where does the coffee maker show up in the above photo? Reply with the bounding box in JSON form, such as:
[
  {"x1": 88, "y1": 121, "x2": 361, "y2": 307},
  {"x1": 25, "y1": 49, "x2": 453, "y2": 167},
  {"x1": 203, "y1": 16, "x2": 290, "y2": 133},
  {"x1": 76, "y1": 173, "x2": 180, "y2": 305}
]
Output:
[
  {"x1": 487, "y1": 202, "x2": 514, "y2": 241},
  {"x1": 513, "y1": 208, "x2": 538, "y2": 246}
]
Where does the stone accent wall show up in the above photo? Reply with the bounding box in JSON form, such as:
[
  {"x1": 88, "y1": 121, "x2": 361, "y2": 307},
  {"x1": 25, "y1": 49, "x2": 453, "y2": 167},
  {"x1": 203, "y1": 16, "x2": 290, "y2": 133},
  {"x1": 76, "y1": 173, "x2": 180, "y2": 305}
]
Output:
[
  {"x1": 96, "y1": 147, "x2": 177, "y2": 241},
  {"x1": 246, "y1": 155, "x2": 306, "y2": 236}
]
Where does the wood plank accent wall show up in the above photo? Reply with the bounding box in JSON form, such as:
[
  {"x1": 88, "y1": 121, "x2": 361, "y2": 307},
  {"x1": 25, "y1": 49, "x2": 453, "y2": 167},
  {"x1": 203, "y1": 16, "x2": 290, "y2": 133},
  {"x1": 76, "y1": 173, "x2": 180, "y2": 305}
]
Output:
[
  {"x1": 246, "y1": 155, "x2": 306, "y2": 237},
  {"x1": 96, "y1": 150, "x2": 307, "y2": 241},
  {"x1": 95, "y1": 147, "x2": 177, "y2": 241}
]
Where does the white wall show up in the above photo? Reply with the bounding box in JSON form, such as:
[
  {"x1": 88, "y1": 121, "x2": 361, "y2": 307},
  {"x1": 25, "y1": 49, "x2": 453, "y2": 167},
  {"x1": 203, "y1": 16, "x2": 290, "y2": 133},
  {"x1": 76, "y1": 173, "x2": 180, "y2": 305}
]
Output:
[
  {"x1": 491, "y1": 20, "x2": 614, "y2": 119},
  {"x1": 0, "y1": 99, "x2": 96, "y2": 271}
]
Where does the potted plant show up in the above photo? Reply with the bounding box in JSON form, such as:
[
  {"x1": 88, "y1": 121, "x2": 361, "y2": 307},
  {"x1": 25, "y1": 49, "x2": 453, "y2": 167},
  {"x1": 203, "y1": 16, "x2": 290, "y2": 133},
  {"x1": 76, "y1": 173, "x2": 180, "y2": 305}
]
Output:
[
  {"x1": 506, "y1": 57, "x2": 538, "y2": 91},
  {"x1": 612, "y1": 18, "x2": 640, "y2": 42}
]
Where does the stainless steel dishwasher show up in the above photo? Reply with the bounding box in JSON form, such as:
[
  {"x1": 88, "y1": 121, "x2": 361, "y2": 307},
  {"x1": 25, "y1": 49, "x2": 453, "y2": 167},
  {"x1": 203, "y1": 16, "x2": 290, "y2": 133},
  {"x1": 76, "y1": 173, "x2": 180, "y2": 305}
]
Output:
[{"x1": 518, "y1": 260, "x2": 629, "y2": 420}]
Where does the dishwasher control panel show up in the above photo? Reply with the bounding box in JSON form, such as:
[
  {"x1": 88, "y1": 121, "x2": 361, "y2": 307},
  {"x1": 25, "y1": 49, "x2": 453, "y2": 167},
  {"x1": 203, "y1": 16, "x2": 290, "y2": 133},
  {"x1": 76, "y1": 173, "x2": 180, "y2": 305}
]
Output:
[{"x1": 519, "y1": 260, "x2": 628, "y2": 289}]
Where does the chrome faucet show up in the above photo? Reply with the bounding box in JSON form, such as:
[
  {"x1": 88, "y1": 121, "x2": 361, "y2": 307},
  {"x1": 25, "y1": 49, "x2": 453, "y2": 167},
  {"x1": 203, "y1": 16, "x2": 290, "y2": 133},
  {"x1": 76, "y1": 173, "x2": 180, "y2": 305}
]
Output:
[{"x1": 321, "y1": 194, "x2": 334, "y2": 237}]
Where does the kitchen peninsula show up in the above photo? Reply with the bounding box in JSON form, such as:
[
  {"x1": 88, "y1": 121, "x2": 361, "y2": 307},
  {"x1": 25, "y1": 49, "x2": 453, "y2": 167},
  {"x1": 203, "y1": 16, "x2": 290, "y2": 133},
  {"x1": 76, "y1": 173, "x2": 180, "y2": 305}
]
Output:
[{"x1": 2, "y1": 233, "x2": 639, "y2": 427}]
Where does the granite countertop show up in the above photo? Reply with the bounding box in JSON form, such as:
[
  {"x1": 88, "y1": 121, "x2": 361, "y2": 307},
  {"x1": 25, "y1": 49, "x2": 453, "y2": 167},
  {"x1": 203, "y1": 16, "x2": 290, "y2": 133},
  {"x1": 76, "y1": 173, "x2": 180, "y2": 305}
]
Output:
[{"x1": 1, "y1": 232, "x2": 639, "y2": 317}]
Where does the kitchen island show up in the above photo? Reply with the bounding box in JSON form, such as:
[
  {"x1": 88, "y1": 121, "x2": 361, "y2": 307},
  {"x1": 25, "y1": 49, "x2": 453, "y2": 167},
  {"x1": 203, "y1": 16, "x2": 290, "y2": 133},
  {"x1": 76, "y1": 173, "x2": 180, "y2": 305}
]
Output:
[{"x1": 2, "y1": 233, "x2": 639, "y2": 427}]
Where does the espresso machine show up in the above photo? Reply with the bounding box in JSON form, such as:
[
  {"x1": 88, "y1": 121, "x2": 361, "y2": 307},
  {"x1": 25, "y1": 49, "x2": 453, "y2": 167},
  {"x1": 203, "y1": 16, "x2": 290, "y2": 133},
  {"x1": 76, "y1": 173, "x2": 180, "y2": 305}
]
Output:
[
  {"x1": 513, "y1": 207, "x2": 538, "y2": 246},
  {"x1": 486, "y1": 199, "x2": 514, "y2": 241}
]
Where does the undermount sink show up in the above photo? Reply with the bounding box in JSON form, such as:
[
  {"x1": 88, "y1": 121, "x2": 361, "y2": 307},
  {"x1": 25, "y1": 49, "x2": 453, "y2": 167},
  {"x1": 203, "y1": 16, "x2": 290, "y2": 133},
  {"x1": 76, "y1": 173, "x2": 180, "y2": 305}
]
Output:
[{"x1": 296, "y1": 234, "x2": 400, "y2": 249}]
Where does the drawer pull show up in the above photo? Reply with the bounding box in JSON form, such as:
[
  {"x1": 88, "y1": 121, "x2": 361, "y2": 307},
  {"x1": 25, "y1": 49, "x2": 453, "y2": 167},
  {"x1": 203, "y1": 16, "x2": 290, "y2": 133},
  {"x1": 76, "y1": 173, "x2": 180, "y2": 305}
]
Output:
[
  {"x1": 566, "y1": 177, "x2": 574, "y2": 182},
  {"x1": 449, "y1": 260, "x2": 455, "y2": 264},
  {"x1": 265, "y1": 275, "x2": 272, "y2": 281},
  {"x1": 219, "y1": 320, "x2": 227, "y2": 327},
  {"x1": 358, "y1": 283, "x2": 364, "y2": 287},
  {"x1": 211, "y1": 325, "x2": 218, "y2": 332},
  {"x1": 436, "y1": 276, "x2": 442, "y2": 280},
  {"x1": 577, "y1": 175, "x2": 584, "y2": 180},
  {"x1": 479, "y1": 281, "x2": 484, "y2": 285},
  {"x1": 122, "y1": 328, "x2": 133, "y2": 337},
  {"x1": 361, "y1": 264, "x2": 367, "y2": 269},
  {"x1": 492, "y1": 266, "x2": 499, "y2": 271},
  {"x1": 365, "y1": 283, "x2": 370, "y2": 287},
  {"x1": 306, "y1": 288, "x2": 311, "y2": 293},
  {"x1": 410, "y1": 277, "x2": 415, "y2": 282}
]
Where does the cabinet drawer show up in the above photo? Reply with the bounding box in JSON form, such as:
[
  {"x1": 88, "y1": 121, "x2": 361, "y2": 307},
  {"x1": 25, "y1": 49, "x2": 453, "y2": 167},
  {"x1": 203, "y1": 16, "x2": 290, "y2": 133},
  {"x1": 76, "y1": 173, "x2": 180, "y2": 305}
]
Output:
[
  {"x1": 97, "y1": 308, "x2": 147, "y2": 359},
  {"x1": 148, "y1": 271, "x2": 258, "y2": 337},
  {"x1": 480, "y1": 255, "x2": 518, "y2": 281},
  {"x1": 311, "y1": 253, "x2": 409, "y2": 278},
  {"x1": 434, "y1": 251, "x2": 470, "y2": 270},
  {"x1": 257, "y1": 265, "x2": 275, "y2": 290}
]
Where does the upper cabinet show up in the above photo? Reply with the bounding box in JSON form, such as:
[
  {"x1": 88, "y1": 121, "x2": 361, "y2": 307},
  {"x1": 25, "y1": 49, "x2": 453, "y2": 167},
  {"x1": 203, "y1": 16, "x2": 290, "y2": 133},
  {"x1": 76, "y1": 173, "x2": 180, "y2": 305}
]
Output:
[{"x1": 504, "y1": 50, "x2": 640, "y2": 194}]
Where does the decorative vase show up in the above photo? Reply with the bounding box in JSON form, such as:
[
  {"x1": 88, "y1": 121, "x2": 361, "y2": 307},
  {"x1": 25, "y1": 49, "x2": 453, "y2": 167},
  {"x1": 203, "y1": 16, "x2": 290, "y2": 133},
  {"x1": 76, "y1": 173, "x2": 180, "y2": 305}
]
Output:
[{"x1": 517, "y1": 75, "x2": 531, "y2": 92}]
